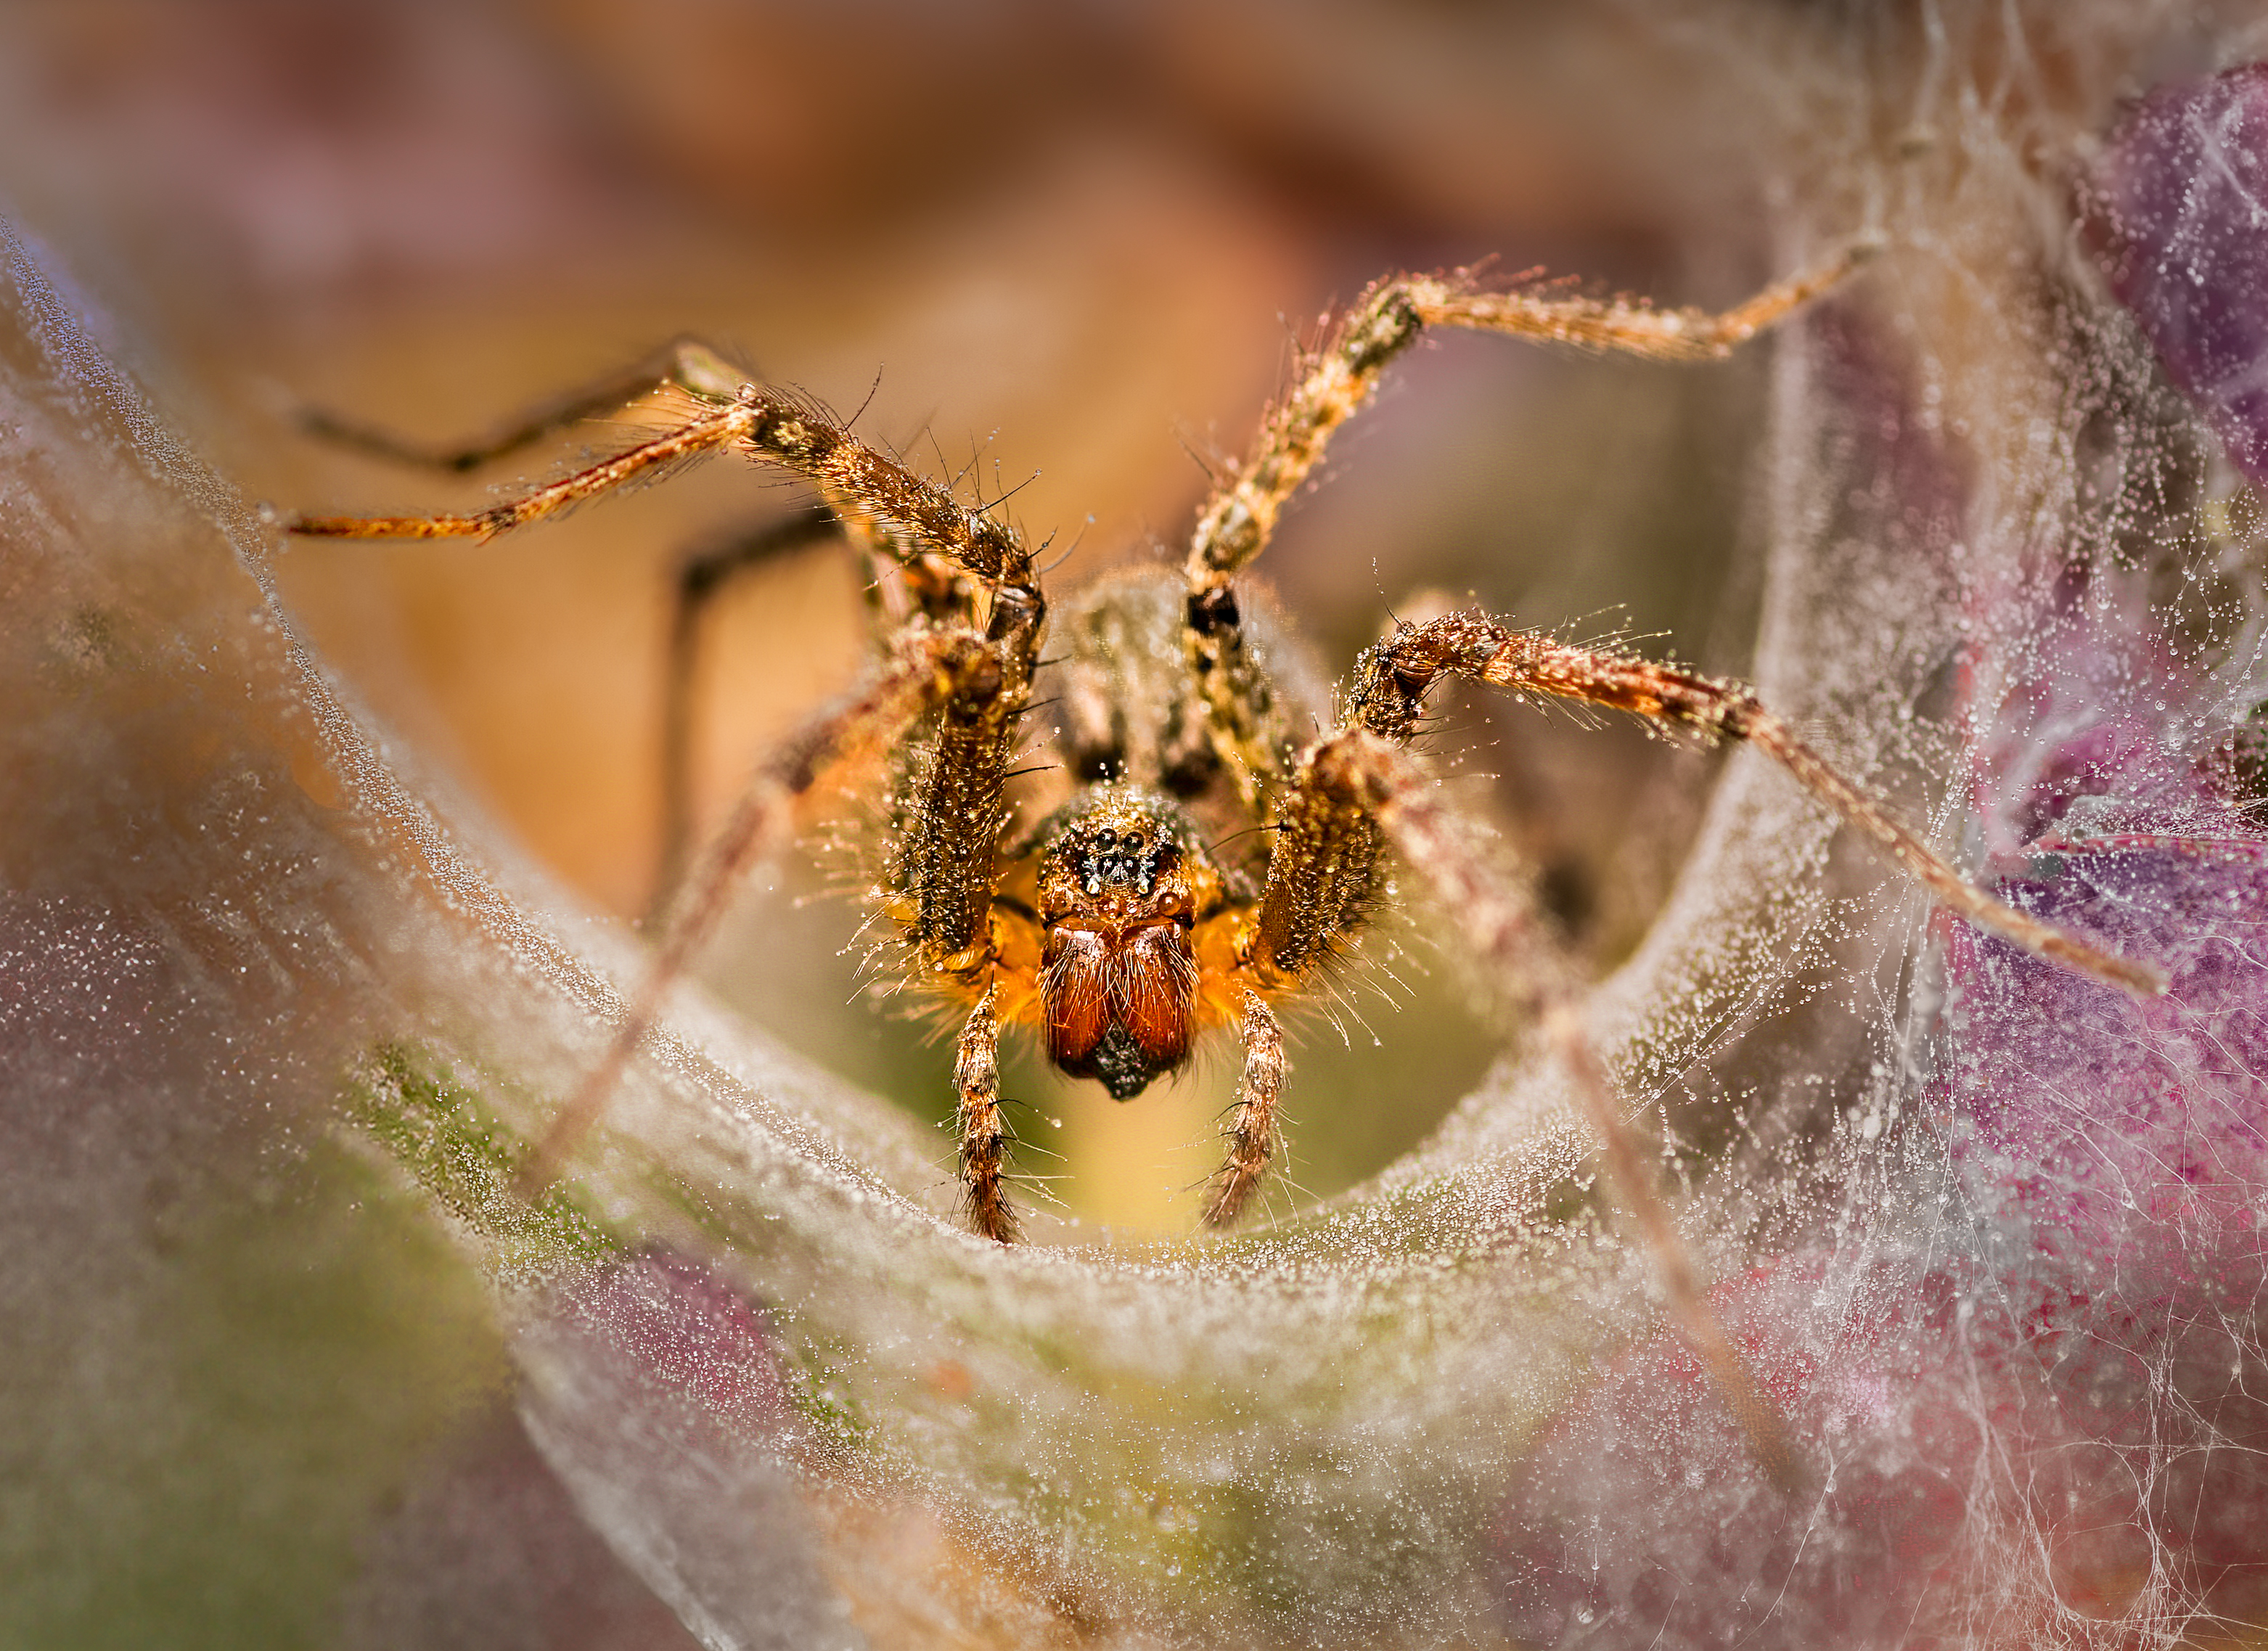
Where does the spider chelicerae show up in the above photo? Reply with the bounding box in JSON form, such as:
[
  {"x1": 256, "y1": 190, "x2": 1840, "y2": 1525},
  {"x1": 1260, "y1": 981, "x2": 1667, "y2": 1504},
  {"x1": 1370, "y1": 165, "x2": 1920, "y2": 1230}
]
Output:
[{"x1": 288, "y1": 241, "x2": 2161, "y2": 1268}]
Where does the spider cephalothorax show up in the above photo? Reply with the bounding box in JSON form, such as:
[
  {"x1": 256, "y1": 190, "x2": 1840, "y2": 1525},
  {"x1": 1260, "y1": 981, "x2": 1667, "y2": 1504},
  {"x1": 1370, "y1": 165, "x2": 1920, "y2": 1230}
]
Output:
[
  {"x1": 292, "y1": 237, "x2": 2158, "y2": 1261},
  {"x1": 1033, "y1": 784, "x2": 1227, "y2": 1099}
]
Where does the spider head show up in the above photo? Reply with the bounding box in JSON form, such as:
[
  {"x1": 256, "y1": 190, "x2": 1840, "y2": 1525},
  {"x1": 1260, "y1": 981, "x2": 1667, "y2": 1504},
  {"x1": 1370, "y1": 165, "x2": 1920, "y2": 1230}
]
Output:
[{"x1": 1033, "y1": 787, "x2": 1224, "y2": 1099}]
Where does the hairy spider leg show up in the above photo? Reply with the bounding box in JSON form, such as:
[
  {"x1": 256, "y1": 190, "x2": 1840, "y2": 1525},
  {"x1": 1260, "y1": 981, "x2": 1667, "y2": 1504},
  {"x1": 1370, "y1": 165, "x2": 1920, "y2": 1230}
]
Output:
[
  {"x1": 1197, "y1": 990, "x2": 1288, "y2": 1228},
  {"x1": 1179, "y1": 239, "x2": 1879, "y2": 798},
  {"x1": 1188, "y1": 713, "x2": 1809, "y2": 1483},
  {"x1": 1346, "y1": 609, "x2": 2165, "y2": 996},
  {"x1": 292, "y1": 332, "x2": 987, "y2": 636},
  {"x1": 655, "y1": 504, "x2": 986, "y2": 921},
  {"x1": 293, "y1": 369, "x2": 1047, "y2": 921},
  {"x1": 1184, "y1": 707, "x2": 1553, "y2": 1225},
  {"x1": 654, "y1": 509, "x2": 846, "y2": 915},
  {"x1": 953, "y1": 983, "x2": 1016, "y2": 1244},
  {"x1": 1208, "y1": 590, "x2": 2167, "y2": 1475},
  {"x1": 517, "y1": 628, "x2": 1004, "y2": 1196},
  {"x1": 293, "y1": 372, "x2": 1052, "y2": 1218},
  {"x1": 292, "y1": 353, "x2": 1039, "y2": 600},
  {"x1": 296, "y1": 336, "x2": 748, "y2": 472},
  {"x1": 292, "y1": 400, "x2": 756, "y2": 543},
  {"x1": 298, "y1": 353, "x2": 986, "y2": 917},
  {"x1": 1283, "y1": 726, "x2": 1805, "y2": 1488}
]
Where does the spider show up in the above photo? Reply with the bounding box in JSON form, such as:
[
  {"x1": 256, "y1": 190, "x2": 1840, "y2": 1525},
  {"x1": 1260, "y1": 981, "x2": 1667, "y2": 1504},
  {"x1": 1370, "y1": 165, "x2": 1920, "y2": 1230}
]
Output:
[{"x1": 288, "y1": 242, "x2": 2162, "y2": 1261}]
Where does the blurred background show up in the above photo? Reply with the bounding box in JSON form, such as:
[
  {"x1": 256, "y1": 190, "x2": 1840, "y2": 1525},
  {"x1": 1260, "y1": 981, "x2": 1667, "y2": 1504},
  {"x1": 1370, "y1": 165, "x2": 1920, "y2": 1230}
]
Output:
[{"x1": 0, "y1": 0, "x2": 1788, "y2": 1231}]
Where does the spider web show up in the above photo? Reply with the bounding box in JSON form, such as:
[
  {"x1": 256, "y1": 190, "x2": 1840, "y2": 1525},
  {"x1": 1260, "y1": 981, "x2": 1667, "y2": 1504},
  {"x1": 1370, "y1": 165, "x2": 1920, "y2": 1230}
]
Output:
[{"x1": 7, "y1": 6, "x2": 2268, "y2": 1647}]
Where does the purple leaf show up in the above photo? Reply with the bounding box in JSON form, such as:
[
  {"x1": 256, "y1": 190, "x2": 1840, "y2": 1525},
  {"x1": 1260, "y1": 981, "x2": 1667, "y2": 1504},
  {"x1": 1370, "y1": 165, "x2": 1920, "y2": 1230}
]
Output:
[{"x1": 2089, "y1": 62, "x2": 2268, "y2": 483}]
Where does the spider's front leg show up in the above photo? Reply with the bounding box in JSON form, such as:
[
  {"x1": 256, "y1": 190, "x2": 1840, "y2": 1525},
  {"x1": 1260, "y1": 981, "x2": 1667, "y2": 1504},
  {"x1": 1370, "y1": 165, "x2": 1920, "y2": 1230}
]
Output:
[
  {"x1": 1179, "y1": 240, "x2": 1879, "y2": 799},
  {"x1": 1217, "y1": 602, "x2": 2168, "y2": 1486},
  {"x1": 292, "y1": 354, "x2": 1052, "y2": 1232},
  {"x1": 531, "y1": 585, "x2": 1041, "y2": 1231},
  {"x1": 1198, "y1": 991, "x2": 1287, "y2": 1228},
  {"x1": 519, "y1": 627, "x2": 1006, "y2": 1194},
  {"x1": 952, "y1": 985, "x2": 1017, "y2": 1244},
  {"x1": 1209, "y1": 684, "x2": 1808, "y2": 1485},
  {"x1": 878, "y1": 580, "x2": 1047, "y2": 1243}
]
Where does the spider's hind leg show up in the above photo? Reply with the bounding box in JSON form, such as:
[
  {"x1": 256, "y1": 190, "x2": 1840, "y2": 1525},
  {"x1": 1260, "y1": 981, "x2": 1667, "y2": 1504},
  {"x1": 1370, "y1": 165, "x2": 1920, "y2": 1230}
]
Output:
[
  {"x1": 295, "y1": 335, "x2": 747, "y2": 472},
  {"x1": 652, "y1": 508, "x2": 848, "y2": 917},
  {"x1": 1293, "y1": 726, "x2": 1809, "y2": 1491}
]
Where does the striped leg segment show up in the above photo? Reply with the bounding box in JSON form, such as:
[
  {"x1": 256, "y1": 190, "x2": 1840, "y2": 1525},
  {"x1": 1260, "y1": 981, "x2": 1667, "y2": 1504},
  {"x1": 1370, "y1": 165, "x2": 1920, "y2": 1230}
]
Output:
[
  {"x1": 1201, "y1": 991, "x2": 1287, "y2": 1229},
  {"x1": 954, "y1": 984, "x2": 1019, "y2": 1245},
  {"x1": 1182, "y1": 242, "x2": 1875, "y2": 794},
  {"x1": 517, "y1": 629, "x2": 999, "y2": 1197}
]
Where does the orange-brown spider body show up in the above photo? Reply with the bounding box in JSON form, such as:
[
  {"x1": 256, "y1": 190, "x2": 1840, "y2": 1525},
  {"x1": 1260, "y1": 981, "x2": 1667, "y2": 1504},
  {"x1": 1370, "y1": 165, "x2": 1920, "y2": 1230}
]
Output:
[{"x1": 891, "y1": 776, "x2": 1248, "y2": 1104}]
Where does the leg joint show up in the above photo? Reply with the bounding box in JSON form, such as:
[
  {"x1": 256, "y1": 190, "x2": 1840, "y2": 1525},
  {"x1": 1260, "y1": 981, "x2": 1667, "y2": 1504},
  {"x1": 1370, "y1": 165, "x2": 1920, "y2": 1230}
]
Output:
[
  {"x1": 1343, "y1": 281, "x2": 1426, "y2": 374},
  {"x1": 1187, "y1": 585, "x2": 1241, "y2": 636}
]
